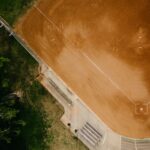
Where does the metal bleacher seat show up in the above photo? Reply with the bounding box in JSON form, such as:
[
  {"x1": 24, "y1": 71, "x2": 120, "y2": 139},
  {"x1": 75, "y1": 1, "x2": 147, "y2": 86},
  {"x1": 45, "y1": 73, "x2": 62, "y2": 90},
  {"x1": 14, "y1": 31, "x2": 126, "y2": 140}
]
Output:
[
  {"x1": 121, "y1": 137, "x2": 136, "y2": 150},
  {"x1": 136, "y1": 139, "x2": 150, "y2": 150},
  {"x1": 78, "y1": 122, "x2": 103, "y2": 147},
  {"x1": 121, "y1": 137, "x2": 150, "y2": 150}
]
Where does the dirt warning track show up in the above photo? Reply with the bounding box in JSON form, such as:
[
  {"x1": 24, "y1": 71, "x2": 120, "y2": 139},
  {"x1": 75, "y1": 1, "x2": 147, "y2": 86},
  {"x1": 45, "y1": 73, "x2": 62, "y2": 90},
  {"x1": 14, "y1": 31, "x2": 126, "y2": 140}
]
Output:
[{"x1": 15, "y1": 0, "x2": 150, "y2": 138}]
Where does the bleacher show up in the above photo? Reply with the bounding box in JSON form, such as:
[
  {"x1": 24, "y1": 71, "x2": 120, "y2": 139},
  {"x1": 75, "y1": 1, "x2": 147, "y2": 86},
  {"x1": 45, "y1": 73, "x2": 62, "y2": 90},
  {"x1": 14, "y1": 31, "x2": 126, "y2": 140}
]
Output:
[
  {"x1": 136, "y1": 139, "x2": 150, "y2": 150},
  {"x1": 121, "y1": 137, "x2": 150, "y2": 150},
  {"x1": 78, "y1": 122, "x2": 103, "y2": 147},
  {"x1": 121, "y1": 137, "x2": 136, "y2": 150}
]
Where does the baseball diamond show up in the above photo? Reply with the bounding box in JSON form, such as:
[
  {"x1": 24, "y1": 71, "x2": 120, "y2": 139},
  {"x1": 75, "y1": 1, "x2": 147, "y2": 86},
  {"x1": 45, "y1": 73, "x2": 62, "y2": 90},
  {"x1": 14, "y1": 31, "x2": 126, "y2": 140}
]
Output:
[{"x1": 5, "y1": 0, "x2": 150, "y2": 149}]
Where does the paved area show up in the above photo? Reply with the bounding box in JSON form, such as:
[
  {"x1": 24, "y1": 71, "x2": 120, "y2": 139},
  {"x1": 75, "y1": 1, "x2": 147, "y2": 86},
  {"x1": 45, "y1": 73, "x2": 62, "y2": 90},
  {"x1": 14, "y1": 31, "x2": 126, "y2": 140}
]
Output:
[
  {"x1": 15, "y1": 0, "x2": 150, "y2": 138},
  {"x1": 38, "y1": 66, "x2": 121, "y2": 150}
]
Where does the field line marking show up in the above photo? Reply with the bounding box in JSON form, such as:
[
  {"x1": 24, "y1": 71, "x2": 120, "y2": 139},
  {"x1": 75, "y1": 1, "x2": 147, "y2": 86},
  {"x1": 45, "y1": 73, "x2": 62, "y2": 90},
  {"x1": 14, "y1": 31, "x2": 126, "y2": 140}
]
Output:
[
  {"x1": 34, "y1": 5, "x2": 79, "y2": 50},
  {"x1": 33, "y1": 5, "x2": 61, "y2": 32},
  {"x1": 32, "y1": 5, "x2": 135, "y2": 106},
  {"x1": 83, "y1": 53, "x2": 135, "y2": 105}
]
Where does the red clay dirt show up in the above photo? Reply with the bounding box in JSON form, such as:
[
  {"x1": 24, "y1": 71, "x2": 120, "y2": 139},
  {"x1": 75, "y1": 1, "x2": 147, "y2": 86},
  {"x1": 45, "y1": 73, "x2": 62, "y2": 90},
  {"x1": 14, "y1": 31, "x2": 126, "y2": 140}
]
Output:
[{"x1": 15, "y1": 0, "x2": 150, "y2": 138}]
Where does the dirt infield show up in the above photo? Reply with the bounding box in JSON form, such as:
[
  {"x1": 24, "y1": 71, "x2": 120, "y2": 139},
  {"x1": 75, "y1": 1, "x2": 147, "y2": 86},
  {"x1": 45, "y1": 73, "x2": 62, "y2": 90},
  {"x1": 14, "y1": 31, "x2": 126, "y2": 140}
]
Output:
[{"x1": 15, "y1": 0, "x2": 150, "y2": 138}]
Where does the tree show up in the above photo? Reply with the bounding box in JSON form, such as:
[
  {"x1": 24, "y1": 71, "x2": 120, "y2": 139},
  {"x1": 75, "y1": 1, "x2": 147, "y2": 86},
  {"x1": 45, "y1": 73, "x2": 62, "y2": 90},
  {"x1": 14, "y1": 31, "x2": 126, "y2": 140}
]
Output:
[
  {"x1": 0, "y1": 56, "x2": 25, "y2": 149},
  {"x1": 0, "y1": 30, "x2": 51, "y2": 150},
  {"x1": 0, "y1": 94, "x2": 26, "y2": 149},
  {"x1": 0, "y1": 56, "x2": 10, "y2": 96}
]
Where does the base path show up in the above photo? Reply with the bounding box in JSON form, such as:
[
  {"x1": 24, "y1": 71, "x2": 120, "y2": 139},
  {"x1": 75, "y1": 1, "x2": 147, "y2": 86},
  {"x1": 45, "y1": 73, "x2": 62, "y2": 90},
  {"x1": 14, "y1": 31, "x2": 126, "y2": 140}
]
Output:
[{"x1": 15, "y1": 0, "x2": 150, "y2": 138}]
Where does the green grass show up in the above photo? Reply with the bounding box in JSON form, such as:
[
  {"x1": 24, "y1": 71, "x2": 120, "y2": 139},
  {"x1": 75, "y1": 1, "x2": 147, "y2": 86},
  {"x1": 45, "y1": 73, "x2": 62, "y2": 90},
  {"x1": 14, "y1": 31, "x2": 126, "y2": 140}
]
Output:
[
  {"x1": 18, "y1": 103, "x2": 52, "y2": 150},
  {"x1": 42, "y1": 96, "x2": 88, "y2": 150}
]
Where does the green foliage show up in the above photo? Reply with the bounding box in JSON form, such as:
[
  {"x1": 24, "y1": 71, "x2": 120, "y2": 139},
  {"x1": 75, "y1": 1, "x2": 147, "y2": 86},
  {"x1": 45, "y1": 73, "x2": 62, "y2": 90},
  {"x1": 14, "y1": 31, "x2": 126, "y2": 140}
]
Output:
[
  {"x1": 0, "y1": 57, "x2": 10, "y2": 89},
  {"x1": 0, "y1": 57, "x2": 9, "y2": 68},
  {"x1": 0, "y1": 0, "x2": 34, "y2": 25},
  {"x1": 0, "y1": 28, "x2": 38, "y2": 96},
  {"x1": 0, "y1": 1, "x2": 54, "y2": 149},
  {"x1": 18, "y1": 104, "x2": 53, "y2": 150},
  {"x1": 0, "y1": 95, "x2": 25, "y2": 146},
  {"x1": 0, "y1": 28, "x2": 52, "y2": 150},
  {"x1": 23, "y1": 81, "x2": 47, "y2": 104}
]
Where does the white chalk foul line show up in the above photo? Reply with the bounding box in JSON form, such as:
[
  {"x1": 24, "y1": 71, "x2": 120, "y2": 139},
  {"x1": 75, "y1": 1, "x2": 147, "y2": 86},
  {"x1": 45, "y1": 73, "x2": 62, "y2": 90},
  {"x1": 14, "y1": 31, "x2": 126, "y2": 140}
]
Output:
[
  {"x1": 83, "y1": 53, "x2": 135, "y2": 105},
  {"x1": 33, "y1": 5, "x2": 136, "y2": 106},
  {"x1": 34, "y1": 5, "x2": 61, "y2": 32},
  {"x1": 33, "y1": 5, "x2": 77, "y2": 49}
]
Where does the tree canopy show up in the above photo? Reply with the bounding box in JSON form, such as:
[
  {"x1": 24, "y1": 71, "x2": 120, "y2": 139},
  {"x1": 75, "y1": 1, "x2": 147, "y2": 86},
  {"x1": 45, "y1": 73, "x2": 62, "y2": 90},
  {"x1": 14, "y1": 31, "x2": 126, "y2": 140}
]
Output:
[{"x1": 0, "y1": 19, "x2": 51, "y2": 150}]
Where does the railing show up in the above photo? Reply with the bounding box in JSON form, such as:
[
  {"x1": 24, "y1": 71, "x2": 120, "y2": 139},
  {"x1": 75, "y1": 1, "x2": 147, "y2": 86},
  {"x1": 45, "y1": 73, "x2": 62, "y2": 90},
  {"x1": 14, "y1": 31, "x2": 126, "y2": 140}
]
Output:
[
  {"x1": 78, "y1": 122, "x2": 103, "y2": 147},
  {"x1": 0, "y1": 16, "x2": 41, "y2": 63},
  {"x1": 48, "y1": 78, "x2": 72, "y2": 105},
  {"x1": 0, "y1": 15, "x2": 73, "y2": 105},
  {"x1": 0, "y1": 16, "x2": 12, "y2": 33},
  {"x1": 121, "y1": 137, "x2": 150, "y2": 150}
]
